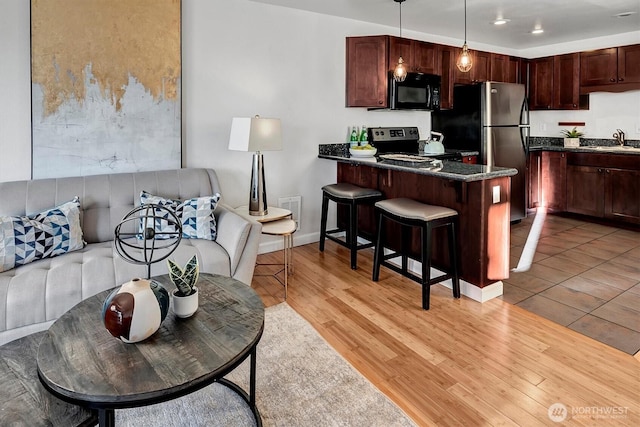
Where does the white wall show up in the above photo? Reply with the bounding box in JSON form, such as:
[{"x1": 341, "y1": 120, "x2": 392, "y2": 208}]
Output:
[
  {"x1": 1, "y1": 0, "x2": 638, "y2": 249},
  {"x1": 530, "y1": 91, "x2": 640, "y2": 138}
]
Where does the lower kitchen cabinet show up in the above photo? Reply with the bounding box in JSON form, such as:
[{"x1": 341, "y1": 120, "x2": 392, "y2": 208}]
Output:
[
  {"x1": 529, "y1": 151, "x2": 566, "y2": 211},
  {"x1": 564, "y1": 152, "x2": 640, "y2": 224},
  {"x1": 566, "y1": 165, "x2": 604, "y2": 217},
  {"x1": 605, "y1": 167, "x2": 640, "y2": 223}
]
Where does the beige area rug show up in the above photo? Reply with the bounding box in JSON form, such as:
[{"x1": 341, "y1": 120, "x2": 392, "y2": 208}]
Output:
[{"x1": 117, "y1": 302, "x2": 416, "y2": 426}]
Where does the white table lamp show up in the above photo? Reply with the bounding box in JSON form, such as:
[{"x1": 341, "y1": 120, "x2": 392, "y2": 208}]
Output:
[{"x1": 228, "y1": 116, "x2": 282, "y2": 216}]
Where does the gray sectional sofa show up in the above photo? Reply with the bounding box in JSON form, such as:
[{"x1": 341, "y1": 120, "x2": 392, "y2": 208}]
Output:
[{"x1": 0, "y1": 168, "x2": 261, "y2": 346}]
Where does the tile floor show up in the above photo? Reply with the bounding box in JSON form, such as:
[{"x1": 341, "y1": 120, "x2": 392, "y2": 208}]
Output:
[{"x1": 502, "y1": 211, "x2": 640, "y2": 356}]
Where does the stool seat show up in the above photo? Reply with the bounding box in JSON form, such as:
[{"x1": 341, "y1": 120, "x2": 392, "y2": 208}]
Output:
[
  {"x1": 319, "y1": 183, "x2": 383, "y2": 269},
  {"x1": 322, "y1": 183, "x2": 383, "y2": 200},
  {"x1": 373, "y1": 198, "x2": 461, "y2": 310},
  {"x1": 376, "y1": 198, "x2": 457, "y2": 222}
]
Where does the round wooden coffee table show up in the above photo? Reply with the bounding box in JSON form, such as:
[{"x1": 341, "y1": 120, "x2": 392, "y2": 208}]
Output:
[{"x1": 37, "y1": 273, "x2": 264, "y2": 427}]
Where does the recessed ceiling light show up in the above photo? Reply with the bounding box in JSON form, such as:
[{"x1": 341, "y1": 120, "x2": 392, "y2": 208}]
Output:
[
  {"x1": 531, "y1": 28, "x2": 544, "y2": 34},
  {"x1": 613, "y1": 11, "x2": 636, "y2": 18},
  {"x1": 492, "y1": 18, "x2": 510, "y2": 25}
]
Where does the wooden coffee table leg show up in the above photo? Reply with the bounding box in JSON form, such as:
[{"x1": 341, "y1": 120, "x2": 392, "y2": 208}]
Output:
[{"x1": 99, "y1": 408, "x2": 115, "y2": 427}]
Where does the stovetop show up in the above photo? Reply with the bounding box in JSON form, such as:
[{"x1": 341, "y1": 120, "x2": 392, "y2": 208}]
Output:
[{"x1": 368, "y1": 126, "x2": 461, "y2": 159}]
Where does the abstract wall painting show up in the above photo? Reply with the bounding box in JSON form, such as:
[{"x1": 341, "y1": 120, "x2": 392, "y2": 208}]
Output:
[{"x1": 31, "y1": 0, "x2": 181, "y2": 179}]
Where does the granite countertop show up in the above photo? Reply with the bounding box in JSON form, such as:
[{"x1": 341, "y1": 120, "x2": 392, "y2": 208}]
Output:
[
  {"x1": 529, "y1": 145, "x2": 640, "y2": 156},
  {"x1": 318, "y1": 144, "x2": 517, "y2": 183}
]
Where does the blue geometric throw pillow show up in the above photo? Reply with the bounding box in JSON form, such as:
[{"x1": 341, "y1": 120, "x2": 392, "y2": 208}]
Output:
[
  {"x1": 140, "y1": 191, "x2": 221, "y2": 240},
  {"x1": 0, "y1": 197, "x2": 84, "y2": 272}
]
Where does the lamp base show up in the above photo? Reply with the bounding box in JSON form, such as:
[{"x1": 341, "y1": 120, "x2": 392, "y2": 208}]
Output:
[{"x1": 249, "y1": 152, "x2": 268, "y2": 216}]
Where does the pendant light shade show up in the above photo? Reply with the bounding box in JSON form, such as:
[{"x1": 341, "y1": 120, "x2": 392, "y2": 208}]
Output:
[
  {"x1": 393, "y1": 56, "x2": 408, "y2": 82},
  {"x1": 457, "y1": 0, "x2": 473, "y2": 73},
  {"x1": 393, "y1": 0, "x2": 407, "y2": 82}
]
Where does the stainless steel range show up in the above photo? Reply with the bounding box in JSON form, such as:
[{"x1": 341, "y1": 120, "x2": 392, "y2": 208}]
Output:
[
  {"x1": 368, "y1": 126, "x2": 421, "y2": 154},
  {"x1": 368, "y1": 126, "x2": 460, "y2": 160}
]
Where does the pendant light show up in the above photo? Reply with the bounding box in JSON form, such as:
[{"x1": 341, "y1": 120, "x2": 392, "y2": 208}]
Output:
[
  {"x1": 456, "y1": 0, "x2": 473, "y2": 72},
  {"x1": 393, "y1": 0, "x2": 407, "y2": 82}
]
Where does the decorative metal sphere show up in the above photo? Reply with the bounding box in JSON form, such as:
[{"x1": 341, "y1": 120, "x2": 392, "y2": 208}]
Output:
[{"x1": 114, "y1": 204, "x2": 182, "y2": 274}]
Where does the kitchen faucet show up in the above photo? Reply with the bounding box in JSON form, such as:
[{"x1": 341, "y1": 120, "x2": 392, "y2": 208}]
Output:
[{"x1": 613, "y1": 129, "x2": 625, "y2": 146}]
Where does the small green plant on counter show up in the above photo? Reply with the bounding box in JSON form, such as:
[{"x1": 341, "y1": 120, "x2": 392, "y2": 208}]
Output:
[
  {"x1": 168, "y1": 255, "x2": 199, "y2": 296},
  {"x1": 561, "y1": 127, "x2": 584, "y2": 138}
]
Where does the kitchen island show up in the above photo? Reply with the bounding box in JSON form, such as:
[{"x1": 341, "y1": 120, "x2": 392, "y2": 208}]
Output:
[{"x1": 319, "y1": 144, "x2": 518, "y2": 302}]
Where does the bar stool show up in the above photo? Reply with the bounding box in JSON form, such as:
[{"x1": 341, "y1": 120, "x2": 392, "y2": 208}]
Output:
[
  {"x1": 319, "y1": 183, "x2": 383, "y2": 269},
  {"x1": 372, "y1": 198, "x2": 461, "y2": 310}
]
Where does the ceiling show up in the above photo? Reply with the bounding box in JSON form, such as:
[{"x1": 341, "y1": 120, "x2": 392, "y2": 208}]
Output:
[{"x1": 249, "y1": 0, "x2": 640, "y2": 50}]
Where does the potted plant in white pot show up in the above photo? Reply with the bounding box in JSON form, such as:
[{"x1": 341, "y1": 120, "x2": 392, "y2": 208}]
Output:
[
  {"x1": 168, "y1": 254, "x2": 199, "y2": 318},
  {"x1": 561, "y1": 127, "x2": 584, "y2": 148}
]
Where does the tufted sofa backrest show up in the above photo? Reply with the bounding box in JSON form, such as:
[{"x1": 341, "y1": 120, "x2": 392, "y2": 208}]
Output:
[{"x1": 0, "y1": 168, "x2": 222, "y2": 243}]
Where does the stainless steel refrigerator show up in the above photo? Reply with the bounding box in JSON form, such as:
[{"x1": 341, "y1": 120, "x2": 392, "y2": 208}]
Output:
[{"x1": 432, "y1": 82, "x2": 530, "y2": 222}]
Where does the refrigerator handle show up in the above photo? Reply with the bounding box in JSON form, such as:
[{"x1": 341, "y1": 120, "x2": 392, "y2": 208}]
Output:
[{"x1": 519, "y1": 97, "x2": 530, "y2": 155}]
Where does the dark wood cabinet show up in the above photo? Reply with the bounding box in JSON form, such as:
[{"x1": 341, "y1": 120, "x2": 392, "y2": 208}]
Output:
[
  {"x1": 529, "y1": 151, "x2": 566, "y2": 211},
  {"x1": 605, "y1": 168, "x2": 640, "y2": 223},
  {"x1": 389, "y1": 37, "x2": 439, "y2": 74},
  {"x1": 346, "y1": 36, "x2": 440, "y2": 108},
  {"x1": 565, "y1": 152, "x2": 640, "y2": 224},
  {"x1": 439, "y1": 45, "x2": 455, "y2": 110},
  {"x1": 529, "y1": 57, "x2": 554, "y2": 110},
  {"x1": 345, "y1": 36, "x2": 389, "y2": 107},
  {"x1": 491, "y1": 54, "x2": 520, "y2": 83},
  {"x1": 529, "y1": 54, "x2": 584, "y2": 110},
  {"x1": 580, "y1": 44, "x2": 640, "y2": 93},
  {"x1": 453, "y1": 50, "x2": 491, "y2": 85},
  {"x1": 553, "y1": 53, "x2": 581, "y2": 110},
  {"x1": 567, "y1": 165, "x2": 605, "y2": 217}
]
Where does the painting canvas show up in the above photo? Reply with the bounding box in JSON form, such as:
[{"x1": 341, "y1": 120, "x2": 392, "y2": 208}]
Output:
[{"x1": 31, "y1": 0, "x2": 181, "y2": 179}]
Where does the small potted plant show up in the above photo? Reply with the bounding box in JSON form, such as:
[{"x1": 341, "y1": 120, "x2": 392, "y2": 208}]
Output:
[
  {"x1": 561, "y1": 127, "x2": 584, "y2": 148},
  {"x1": 168, "y1": 254, "x2": 199, "y2": 318}
]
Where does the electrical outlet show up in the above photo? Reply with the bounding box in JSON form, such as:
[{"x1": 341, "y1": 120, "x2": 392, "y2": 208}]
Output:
[{"x1": 492, "y1": 186, "x2": 500, "y2": 204}]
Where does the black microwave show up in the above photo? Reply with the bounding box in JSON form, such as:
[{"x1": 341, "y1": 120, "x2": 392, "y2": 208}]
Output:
[{"x1": 388, "y1": 72, "x2": 441, "y2": 110}]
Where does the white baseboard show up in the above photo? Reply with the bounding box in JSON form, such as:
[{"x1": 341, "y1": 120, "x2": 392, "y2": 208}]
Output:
[{"x1": 258, "y1": 233, "x2": 503, "y2": 302}]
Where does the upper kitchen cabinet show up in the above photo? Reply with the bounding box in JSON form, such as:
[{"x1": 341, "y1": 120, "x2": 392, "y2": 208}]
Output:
[
  {"x1": 528, "y1": 56, "x2": 554, "y2": 110},
  {"x1": 346, "y1": 36, "x2": 439, "y2": 108},
  {"x1": 529, "y1": 54, "x2": 586, "y2": 110},
  {"x1": 491, "y1": 54, "x2": 520, "y2": 83},
  {"x1": 438, "y1": 47, "x2": 491, "y2": 109},
  {"x1": 452, "y1": 50, "x2": 491, "y2": 85},
  {"x1": 346, "y1": 36, "x2": 389, "y2": 107},
  {"x1": 580, "y1": 44, "x2": 640, "y2": 93},
  {"x1": 389, "y1": 36, "x2": 439, "y2": 74},
  {"x1": 553, "y1": 53, "x2": 582, "y2": 110}
]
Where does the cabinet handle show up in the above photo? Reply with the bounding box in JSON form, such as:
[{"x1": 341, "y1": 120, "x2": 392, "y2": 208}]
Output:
[
  {"x1": 597, "y1": 168, "x2": 603, "y2": 173},
  {"x1": 610, "y1": 78, "x2": 616, "y2": 82},
  {"x1": 378, "y1": 100, "x2": 383, "y2": 104},
  {"x1": 618, "y1": 78, "x2": 624, "y2": 82},
  {"x1": 573, "y1": 104, "x2": 577, "y2": 108},
  {"x1": 606, "y1": 169, "x2": 610, "y2": 174}
]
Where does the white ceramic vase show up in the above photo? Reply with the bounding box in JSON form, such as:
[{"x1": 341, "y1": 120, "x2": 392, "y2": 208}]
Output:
[
  {"x1": 102, "y1": 278, "x2": 169, "y2": 343},
  {"x1": 172, "y1": 287, "x2": 199, "y2": 318},
  {"x1": 564, "y1": 137, "x2": 580, "y2": 148}
]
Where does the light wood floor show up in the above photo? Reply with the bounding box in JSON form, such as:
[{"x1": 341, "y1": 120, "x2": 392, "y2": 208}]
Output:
[{"x1": 251, "y1": 242, "x2": 639, "y2": 426}]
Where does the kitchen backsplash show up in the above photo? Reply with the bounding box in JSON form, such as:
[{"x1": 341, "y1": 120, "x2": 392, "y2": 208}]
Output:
[{"x1": 530, "y1": 137, "x2": 640, "y2": 149}]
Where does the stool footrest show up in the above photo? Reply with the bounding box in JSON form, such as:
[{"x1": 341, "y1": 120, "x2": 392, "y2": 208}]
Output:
[
  {"x1": 326, "y1": 235, "x2": 375, "y2": 250},
  {"x1": 380, "y1": 259, "x2": 453, "y2": 287}
]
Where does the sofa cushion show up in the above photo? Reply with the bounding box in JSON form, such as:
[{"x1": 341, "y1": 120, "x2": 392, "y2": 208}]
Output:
[
  {"x1": 140, "y1": 191, "x2": 221, "y2": 240},
  {"x1": 0, "y1": 197, "x2": 84, "y2": 273}
]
